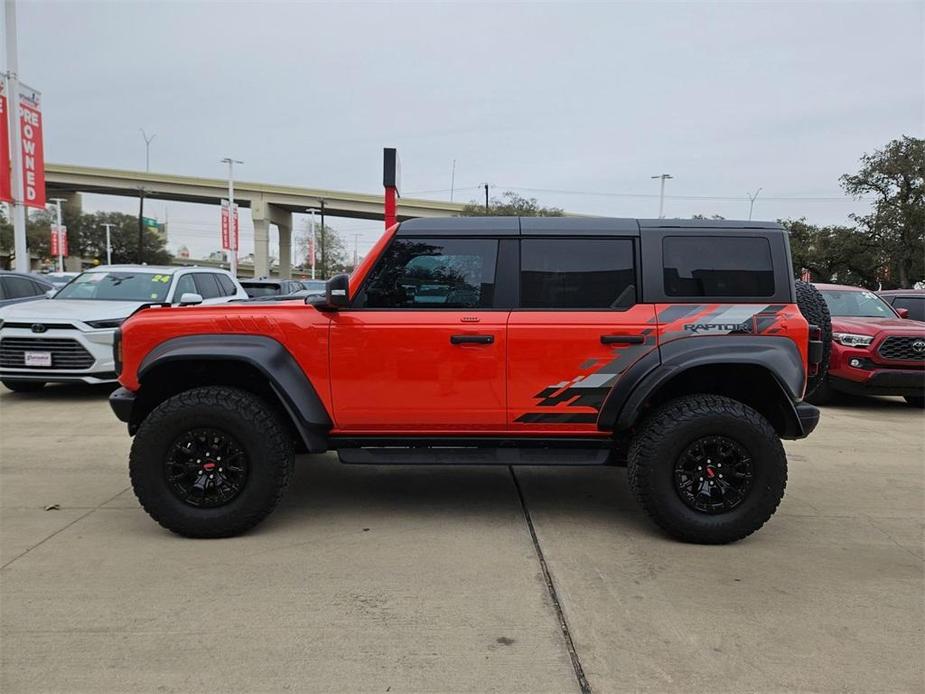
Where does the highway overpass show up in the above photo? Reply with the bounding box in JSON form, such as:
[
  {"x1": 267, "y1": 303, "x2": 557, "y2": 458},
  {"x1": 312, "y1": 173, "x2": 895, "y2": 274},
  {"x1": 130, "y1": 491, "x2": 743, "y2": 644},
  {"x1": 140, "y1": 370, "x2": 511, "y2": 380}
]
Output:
[{"x1": 45, "y1": 163, "x2": 468, "y2": 277}]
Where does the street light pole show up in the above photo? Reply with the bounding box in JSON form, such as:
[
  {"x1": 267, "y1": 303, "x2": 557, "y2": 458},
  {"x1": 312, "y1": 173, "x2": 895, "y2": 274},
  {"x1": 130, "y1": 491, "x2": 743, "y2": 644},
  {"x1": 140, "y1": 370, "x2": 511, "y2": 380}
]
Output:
[
  {"x1": 49, "y1": 198, "x2": 67, "y2": 272},
  {"x1": 651, "y1": 174, "x2": 673, "y2": 218},
  {"x1": 308, "y1": 209, "x2": 316, "y2": 280},
  {"x1": 138, "y1": 130, "x2": 155, "y2": 264},
  {"x1": 221, "y1": 157, "x2": 243, "y2": 276},
  {"x1": 5, "y1": 0, "x2": 29, "y2": 272},
  {"x1": 484, "y1": 184, "x2": 490, "y2": 213},
  {"x1": 102, "y1": 223, "x2": 114, "y2": 265},
  {"x1": 747, "y1": 188, "x2": 763, "y2": 221}
]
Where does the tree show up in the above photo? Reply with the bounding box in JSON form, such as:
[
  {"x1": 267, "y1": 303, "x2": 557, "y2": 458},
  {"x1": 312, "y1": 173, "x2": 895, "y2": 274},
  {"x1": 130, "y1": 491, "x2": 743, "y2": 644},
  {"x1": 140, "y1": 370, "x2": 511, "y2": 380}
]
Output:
[
  {"x1": 79, "y1": 211, "x2": 171, "y2": 266},
  {"x1": 783, "y1": 218, "x2": 882, "y2": 288},
  {"x1": 841, "y1": 136, "x2": 924, "y2": 287},
  {"x1": 461, "y1": 191, "x2": 563, "y2": 217},
  {"x1": 295, "y1": 223, "x2": 348, "y2": 279}
]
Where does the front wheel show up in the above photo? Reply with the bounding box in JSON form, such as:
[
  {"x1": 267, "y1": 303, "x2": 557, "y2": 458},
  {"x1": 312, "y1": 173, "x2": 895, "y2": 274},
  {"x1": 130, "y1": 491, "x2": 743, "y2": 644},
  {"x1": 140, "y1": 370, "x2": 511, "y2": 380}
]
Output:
[
  {"x1": 130, "y1": 386, "x2": 294, "y2": 538},
  {"x1": 628, "y1": 394, "x2": 787, "y2": 544},
  {"x1": 904, "y1": 395, "x2": 925, "y2": 409}
]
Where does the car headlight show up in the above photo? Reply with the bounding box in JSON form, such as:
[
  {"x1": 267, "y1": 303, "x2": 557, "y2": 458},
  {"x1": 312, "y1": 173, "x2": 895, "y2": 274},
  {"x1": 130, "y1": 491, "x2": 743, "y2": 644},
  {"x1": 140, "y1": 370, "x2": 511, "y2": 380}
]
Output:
[
  {"x1": 86, "y1": 318, "x2": 126, "y2": 329},
  {"x1": 832, "y1": 332, "x2": 874, "y2": 348}
]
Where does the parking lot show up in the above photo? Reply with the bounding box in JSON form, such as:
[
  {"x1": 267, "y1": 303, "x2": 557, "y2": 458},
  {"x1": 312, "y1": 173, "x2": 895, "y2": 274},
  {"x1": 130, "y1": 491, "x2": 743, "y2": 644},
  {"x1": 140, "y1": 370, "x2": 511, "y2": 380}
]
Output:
[{"x1": 1, "y1": 385, "x2": 922, "y2": 693}]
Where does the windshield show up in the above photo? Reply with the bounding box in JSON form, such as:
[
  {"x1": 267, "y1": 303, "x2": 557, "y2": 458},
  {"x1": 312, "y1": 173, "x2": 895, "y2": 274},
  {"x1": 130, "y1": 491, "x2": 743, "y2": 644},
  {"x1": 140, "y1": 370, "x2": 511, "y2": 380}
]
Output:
[
  {"x1": 820, "y1": 289, "x2": 897, "y2": 318},
  {"x1": 53, "y1": 271, "x2": 172, "y2": 302}
]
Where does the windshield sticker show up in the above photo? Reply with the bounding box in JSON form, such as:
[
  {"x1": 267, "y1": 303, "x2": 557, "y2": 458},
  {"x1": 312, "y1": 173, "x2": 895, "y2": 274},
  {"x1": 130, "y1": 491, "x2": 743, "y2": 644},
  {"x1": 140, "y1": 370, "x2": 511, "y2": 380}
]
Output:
[{"x1": 151, "y1": 274, "x2": 170, "y2": 283}]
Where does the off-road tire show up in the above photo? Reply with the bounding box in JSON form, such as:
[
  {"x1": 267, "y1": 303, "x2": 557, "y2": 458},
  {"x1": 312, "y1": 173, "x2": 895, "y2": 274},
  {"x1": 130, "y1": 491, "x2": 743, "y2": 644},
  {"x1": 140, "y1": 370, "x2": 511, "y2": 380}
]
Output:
[
  {"x1": 2, "y1": 380, "x2": 45, "y2": 393},
  {"x1": 627, "y1": 394, "x2": 787, "y2": 544},
  {"x1": 794, "y1": 280, "x2": 832, "y2": 399},
  {"x1": 130, "y1": 386, "x2": 294, "y2": 538},
  {"x1": 904, "y1": 395, "x2": 925, "y2": 409}
]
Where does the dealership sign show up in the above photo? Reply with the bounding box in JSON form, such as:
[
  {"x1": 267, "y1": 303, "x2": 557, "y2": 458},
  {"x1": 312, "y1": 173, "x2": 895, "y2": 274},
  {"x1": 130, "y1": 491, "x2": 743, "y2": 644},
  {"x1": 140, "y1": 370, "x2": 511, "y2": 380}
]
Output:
[
  {"x1": 18, "y1": 84, "x2": 45, "y2": 209},
  {"x1": 220, "y1": 199, "x2": 239, "y2": 251},
  {"x1": 0, "y1": 82, "x2": 10, "y2": 203},
  {"x1": 50, "y1": 224, "x2": 67, "y2": 257}
]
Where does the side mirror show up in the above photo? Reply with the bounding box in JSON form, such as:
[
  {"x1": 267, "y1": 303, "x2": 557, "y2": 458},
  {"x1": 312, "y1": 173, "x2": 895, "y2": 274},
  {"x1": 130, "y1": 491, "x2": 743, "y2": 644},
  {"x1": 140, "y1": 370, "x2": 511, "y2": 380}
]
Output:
[
  {"x1": 896, "y1": 307, "x2": 909, "y2": 319},
  {"x1": 178, "y1": 292, "x2": 203, "y2": 306},
  {"x1": 319, "y1": 274, "x2": 351, "y2": 310}
]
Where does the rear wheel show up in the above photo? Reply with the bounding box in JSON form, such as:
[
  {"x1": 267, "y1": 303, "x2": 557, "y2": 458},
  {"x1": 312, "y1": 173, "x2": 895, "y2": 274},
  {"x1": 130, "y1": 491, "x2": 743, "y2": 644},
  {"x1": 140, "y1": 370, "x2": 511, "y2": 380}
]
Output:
[
  {"x1": 628, "y1": 394, "x2": 787, "y2": 544},
  {"x1": 794, "y1": 280, "x2": 832, "y2": 399},
  {"x1": 904, "y1": 395, "x2": 925, "y2": 409},
  {"x1": 130, "y1": 386, "x2": 294, "y2": 538},
  {"x1": 2, "y1": 380, "x2": 45, "y2": 393}
]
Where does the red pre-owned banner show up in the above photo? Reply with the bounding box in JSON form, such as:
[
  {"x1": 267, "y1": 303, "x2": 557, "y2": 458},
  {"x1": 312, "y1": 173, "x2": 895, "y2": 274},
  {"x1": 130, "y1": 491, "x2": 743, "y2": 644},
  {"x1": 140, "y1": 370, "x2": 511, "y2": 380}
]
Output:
[
  {"x1": 232, "y1": 205, "x2": 239, "y2": 252},
  {"x1": 221, "y1": 199, "x2": 230, "y2": 250},
  {"x1": 19, "y1": 85, "x2": 45, "y2": 209},
  {"x1": 0, "y1": 82, "x2": 11, "y2": 203},
  {"x1": 50, "y1": 224, "x2": 58, "y2": 256},
  {"x1": 50, "y1": 225, "x2": 67, "y2": 257}
]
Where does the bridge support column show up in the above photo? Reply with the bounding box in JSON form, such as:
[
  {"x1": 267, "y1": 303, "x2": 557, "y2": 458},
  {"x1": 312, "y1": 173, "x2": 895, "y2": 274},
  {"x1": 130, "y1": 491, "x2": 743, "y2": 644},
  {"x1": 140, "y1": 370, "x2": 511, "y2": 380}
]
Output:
[
  {"x1": 252, "y1": 217, "x2": 270, "y2": 278},
  {"x1": 277, "y1": 220, "x2": 292, "y2": 279},
  {"x1": 251, "y1": 199, "x2": 292, "y2": 278}
]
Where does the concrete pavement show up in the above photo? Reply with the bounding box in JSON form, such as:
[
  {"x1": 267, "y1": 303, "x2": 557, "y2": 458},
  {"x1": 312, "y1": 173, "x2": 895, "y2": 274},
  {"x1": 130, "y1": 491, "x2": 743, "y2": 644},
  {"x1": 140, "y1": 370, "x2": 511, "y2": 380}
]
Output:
[{"x1": 1, "y1": 385, "x2": 922, "y2": 693}]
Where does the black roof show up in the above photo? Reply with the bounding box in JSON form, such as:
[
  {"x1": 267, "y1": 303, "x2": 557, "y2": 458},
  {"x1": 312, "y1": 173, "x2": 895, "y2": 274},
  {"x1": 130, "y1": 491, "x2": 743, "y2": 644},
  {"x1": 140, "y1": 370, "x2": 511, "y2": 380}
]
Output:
[{"x1": 397, "y1": 216, "x2": 782, "y2": 236}]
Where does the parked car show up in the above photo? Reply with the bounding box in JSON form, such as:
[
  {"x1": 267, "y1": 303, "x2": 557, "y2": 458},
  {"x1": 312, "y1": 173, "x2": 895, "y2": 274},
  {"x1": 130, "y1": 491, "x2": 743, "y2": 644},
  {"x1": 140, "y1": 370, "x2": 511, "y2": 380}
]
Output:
[
  {"x1": 0, "y1": 271, "x2": 55, "y2": 307},
  {"x1": 0, "y1": 265, "x2": 248, "y2": 392},
  {"x1": 110, "y1": 216, "x2": 828, "y2": 543},
  {"x1": 878, "y1": 288, "x2": 925, "y2": 323},
  {"x1": 299, "y1": 279, "x2": 326, "y2": 296},
  {"x1": 811, "y1": 283, "x2": 925, "y2": 407},
  {"x1": 240, "y1": 279, "x2": 304, "y2": 299},
  {"x1": 35, "y1": 271, "x2": 80, "y2": 290}
]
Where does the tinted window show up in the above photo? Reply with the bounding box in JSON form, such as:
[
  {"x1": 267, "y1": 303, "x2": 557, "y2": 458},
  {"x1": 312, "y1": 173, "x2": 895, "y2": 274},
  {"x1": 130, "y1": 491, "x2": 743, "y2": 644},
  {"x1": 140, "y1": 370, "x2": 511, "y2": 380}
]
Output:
[
  {"x1": 821, "y1": 289, "x2": 895, "y2": 318},
  {"x1": 520, "y1": 238, "x2": 636, "y2": 309},
  {"x1": 174, "y1": 274, "x2": 196, "y2": 298},
  {"x1": 4, "y1": 276, "x2": 43, "y2": 298},
  {"x1": 242, "y1": 283, "x2": 282, "y2": 298},
  {"x1": 891, "y1": 297, "x2": 925, "y2": 322},
  {"x1": 216, "y1": 274, "x2": 238, "y2": 296},
  {"x1": 193, "y1": 273, "x2": 221, "y2": 300},
  {"x1": 359, "y1": 238, "x2": 497, "y2": 309},
  {"x1": 663, "y1": 236, "x2": 774, "y2": 297}
]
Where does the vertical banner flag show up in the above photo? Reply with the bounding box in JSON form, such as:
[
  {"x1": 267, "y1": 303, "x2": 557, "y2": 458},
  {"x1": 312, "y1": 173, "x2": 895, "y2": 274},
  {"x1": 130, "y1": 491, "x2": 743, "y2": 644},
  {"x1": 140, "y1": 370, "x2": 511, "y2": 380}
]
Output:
[
  {"x1": 18, "y1": 84, "x2": 45, "y2": 209},
  {"x1": 50, "y1": 224, "x2": 59, "y2": 256},
  {"x1": 221, "y1": 199, "x2": 230, "y2": 250},
  {"x1": 59, "y1": 225, "x2": 68, "y2": 257},
  {"x1": 0, "y1": 81, "x2": 11, "y2": 203},
  {"x1": 232, "y1": 204, "x2": 239, "y2": 252}
]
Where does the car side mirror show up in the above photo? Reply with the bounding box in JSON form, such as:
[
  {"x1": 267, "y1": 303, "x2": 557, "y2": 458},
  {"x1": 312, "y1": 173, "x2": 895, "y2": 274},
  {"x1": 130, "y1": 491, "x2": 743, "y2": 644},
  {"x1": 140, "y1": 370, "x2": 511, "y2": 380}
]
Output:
[
  {"x1": 319, "y1": 274, "x2": 351, "y2": 310},
  {"x1": 896, "y1": 307, "x2": 909, "y2": 319},
  {"x1": 178, "y1": 292, "x2": 203, "y2": 306}
]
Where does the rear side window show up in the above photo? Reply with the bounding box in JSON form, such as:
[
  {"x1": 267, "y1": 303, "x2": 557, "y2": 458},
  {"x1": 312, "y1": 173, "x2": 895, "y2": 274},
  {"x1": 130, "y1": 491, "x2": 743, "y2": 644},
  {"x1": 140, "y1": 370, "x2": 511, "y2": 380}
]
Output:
[
  {"x1": 520, "y1": 238, "x2": 636, "y2": 309},
  {"x1": 4, "y1": 276, "x2": 43, "y2": 298},
  {"x1": 193, "y1": 273, "x2": 222, "y2": 300},
  {"x1": 663, "y1": 236, "x2": 774, "y2": 297},
  {"x1": 891, "y1": 297, "x2": 925, "y2": 322},
  {"x1": 359, "y1": 238, "x2": 498, "y2": 309},
  {"x1": 217, "y1": 274, "x2": 238, "y2": 296}
]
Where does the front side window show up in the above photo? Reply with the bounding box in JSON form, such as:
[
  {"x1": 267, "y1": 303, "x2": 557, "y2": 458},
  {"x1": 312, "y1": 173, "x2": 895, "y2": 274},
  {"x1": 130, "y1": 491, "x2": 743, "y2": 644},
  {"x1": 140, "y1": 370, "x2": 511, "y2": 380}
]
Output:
[
  {"x1": 4, "y1": 276, "x2": 43, "y2": 298},
  {"x1": 54, "y1": 271, "x2": 172, "y2": 302},
  {"x1": 663, "y1": 236, "x2": 774, "y2": 297},
  {"x1": 520, "y1": 238, "x2": 636, "y2": 309},
  {"x1": 173, "y1": 274, "x2": 196, "y2": 298},
  {"x1": 821, "y1": 289, "x2": 896, "y2": 318},
  {"x1": 217, "y1": 274, "x2": 238, "y2": 296},
  {"x1": 358, "y1": 238, "x2": 498, "y2": 309}
]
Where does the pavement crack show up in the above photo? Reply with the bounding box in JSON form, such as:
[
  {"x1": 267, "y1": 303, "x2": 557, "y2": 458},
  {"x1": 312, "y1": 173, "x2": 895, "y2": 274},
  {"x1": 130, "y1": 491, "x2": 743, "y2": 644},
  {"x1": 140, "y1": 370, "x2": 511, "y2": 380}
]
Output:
[
  {"x1": 509, "y1": 466, "x2": 592, "y2": 694},
  {"x1": 0, "y1": 486, "x2": 131, "y2": 571}
]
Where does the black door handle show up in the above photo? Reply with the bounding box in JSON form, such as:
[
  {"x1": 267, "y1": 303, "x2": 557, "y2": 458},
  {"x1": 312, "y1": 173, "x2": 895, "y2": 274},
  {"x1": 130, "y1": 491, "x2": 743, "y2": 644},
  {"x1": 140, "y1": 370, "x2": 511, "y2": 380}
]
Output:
[
  {"x1": 601, "y1": 334, "x2": 645, "y2": 344},
  {"x1": 451, "y1": 334, "x2": 494, "y2": 345}
]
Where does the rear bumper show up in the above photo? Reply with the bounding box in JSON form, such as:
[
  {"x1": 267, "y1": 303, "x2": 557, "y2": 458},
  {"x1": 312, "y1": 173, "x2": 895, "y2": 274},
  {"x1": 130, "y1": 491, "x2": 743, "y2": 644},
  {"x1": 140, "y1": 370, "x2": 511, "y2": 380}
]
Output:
[
  {"x1": 109, "y1": 386, "x2": 135, "y2": 423},
  {"x1": 830, "y1": 371, "x2": 925, "y2": 398}
]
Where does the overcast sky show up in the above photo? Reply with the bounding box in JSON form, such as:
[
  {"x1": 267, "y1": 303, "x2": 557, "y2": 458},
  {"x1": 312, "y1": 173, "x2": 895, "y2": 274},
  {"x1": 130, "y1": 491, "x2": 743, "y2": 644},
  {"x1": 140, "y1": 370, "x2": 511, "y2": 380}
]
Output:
[{"x1": 9, "y1": 0, "x2": 924, "y2": 259}]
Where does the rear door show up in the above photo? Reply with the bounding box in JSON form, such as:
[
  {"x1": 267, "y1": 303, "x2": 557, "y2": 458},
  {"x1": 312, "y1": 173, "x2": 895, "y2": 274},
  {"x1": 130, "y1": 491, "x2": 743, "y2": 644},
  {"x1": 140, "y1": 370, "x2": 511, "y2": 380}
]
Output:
[
  {"x1": 329, "y1": 232, "x2": 512, "y2": 431},
  {"x1": 507, "y1": 225, "x2": 657, "y2": 433}
]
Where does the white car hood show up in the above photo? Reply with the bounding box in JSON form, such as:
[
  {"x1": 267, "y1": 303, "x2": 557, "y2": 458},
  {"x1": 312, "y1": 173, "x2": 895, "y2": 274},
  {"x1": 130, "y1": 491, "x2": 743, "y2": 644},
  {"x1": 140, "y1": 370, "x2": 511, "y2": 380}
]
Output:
[{"x1": 0, "y1": 299, "x2": 145, "y2": 324}]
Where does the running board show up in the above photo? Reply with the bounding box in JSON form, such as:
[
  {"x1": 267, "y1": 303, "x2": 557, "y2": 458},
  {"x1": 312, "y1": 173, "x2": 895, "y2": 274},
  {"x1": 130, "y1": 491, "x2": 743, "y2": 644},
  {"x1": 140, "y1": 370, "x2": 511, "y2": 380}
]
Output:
[{"x1": 337, "y1": 446, "x2": 613, "y2": 466}]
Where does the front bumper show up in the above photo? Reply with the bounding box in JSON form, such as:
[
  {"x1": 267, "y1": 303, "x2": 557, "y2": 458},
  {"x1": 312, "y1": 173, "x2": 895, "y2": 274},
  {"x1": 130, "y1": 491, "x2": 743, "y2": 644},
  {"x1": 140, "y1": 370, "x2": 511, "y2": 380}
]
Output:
[
  {"x1": 109, "y1": 386, "x2": 135, "y2": 423},
  {"x1": 0, "y1": 326, "x2": 119, "y2": 384},
  {"x1": 795, "y1": 402, "x2": 820, "y2": 437},
  {"x1": 830, "y1": 371, "x2": 925, "y2": 398}
]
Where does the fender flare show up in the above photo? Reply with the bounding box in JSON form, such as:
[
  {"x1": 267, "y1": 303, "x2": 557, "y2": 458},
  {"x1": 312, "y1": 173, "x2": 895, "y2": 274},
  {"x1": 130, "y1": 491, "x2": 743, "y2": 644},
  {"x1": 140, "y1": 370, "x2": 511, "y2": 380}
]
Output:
[
  {"x1": 138, "y1": 334, "x2": 332, "y2": 452},
  {"x1": 598, "y1": 336, "x2": 806, "y2": 436}
]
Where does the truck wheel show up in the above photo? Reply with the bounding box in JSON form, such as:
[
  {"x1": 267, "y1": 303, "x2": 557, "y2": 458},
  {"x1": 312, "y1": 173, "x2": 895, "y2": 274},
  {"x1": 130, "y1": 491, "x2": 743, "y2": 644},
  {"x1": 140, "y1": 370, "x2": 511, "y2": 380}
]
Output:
[
  {"x1": 794, "y1": 280, "x2": 832, "y2": 399},
  {"x1": 627, "y1": 394, "x2": 787, "y2": 544},
  {"x1": 2, "y1": 380, "x2": 45, "y2": 393},
  {"x1": 130, "y1": 386, "x2": 294, "y2": 538}
]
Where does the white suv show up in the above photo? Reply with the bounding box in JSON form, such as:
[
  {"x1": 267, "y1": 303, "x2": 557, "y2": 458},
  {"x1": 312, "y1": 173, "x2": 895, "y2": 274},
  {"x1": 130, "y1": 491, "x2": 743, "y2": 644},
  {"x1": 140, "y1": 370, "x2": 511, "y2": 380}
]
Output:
[{"x1": 0, "y1": 265, "x2": 248, "y2": 391}]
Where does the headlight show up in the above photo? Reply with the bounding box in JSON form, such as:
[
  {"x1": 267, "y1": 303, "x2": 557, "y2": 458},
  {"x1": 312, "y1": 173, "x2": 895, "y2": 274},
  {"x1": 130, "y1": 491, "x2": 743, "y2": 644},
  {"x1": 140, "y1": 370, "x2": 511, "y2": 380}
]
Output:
[
  {"x1": 86, "y1": 318, "x2": 126, "y2": 329},
  {"x1": 833, "y1": 332, "x2": 874, "y2": 348}
]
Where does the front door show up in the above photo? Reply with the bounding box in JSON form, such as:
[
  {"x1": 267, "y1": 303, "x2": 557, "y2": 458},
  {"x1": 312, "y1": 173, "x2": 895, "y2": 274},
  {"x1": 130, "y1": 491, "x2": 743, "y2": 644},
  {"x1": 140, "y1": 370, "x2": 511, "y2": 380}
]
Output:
[
  {"x1": 507, "y1": 236, "x2": 657, "y2": 433},
  {"x1": 330, "y1": 236, "x2": 507, "y2": 432}
]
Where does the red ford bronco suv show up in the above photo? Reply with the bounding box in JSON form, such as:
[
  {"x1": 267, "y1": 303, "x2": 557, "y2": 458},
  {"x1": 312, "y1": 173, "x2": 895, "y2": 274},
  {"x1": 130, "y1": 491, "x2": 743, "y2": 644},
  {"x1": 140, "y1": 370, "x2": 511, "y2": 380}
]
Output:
[{"x1": 110, "y1": 217, "x2": 828, "y2": 544}]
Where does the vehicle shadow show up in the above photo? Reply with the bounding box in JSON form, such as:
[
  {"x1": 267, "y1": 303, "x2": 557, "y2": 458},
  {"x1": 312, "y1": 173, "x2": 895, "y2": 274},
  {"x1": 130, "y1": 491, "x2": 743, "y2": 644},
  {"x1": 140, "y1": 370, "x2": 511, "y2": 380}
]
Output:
[
  {"x1": 264, "y1": 454, "x2": 656, "y2": 537},
  {"x1": 0, "y1": 382, "x2": 117, "y2": 402},
  {"x1": 819, "y1": 392, "x2": 922, "y2": 412}
]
